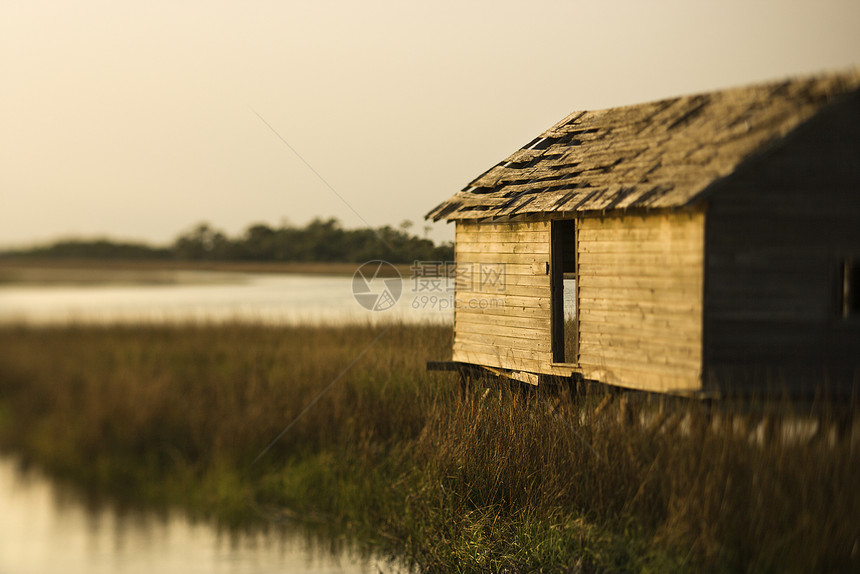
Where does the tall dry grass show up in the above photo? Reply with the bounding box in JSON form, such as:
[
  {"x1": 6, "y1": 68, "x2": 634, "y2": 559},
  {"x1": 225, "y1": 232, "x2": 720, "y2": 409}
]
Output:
[
  {"x1": 415, "y1": 385, "x2": 858, "y2": 571},
  {"x1": 0, "y1": 323, "x2": 857, "y2": 572}
]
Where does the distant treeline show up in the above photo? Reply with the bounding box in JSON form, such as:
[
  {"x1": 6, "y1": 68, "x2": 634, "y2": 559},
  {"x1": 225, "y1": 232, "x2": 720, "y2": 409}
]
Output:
[{"x1": 1, "y1": 218, "x2": 453, "y2": 264}]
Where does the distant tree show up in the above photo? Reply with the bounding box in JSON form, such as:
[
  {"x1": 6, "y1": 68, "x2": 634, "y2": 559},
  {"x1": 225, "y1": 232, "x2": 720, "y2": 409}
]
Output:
[
  {"x1": 172, "y1": 223, "x2": 230, "y2": 260},
  {"x1": 1, "y1": 217, "x2": 454, "y2": 264},
  {"x1": 240, "y1": 223, "x2": 277, "y2": 260}
]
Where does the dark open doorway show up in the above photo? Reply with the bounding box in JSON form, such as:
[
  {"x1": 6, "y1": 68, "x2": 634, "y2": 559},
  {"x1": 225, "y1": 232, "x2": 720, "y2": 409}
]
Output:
[{"x1": 551, "y1": 220, "x2": 577, "y2": 363}]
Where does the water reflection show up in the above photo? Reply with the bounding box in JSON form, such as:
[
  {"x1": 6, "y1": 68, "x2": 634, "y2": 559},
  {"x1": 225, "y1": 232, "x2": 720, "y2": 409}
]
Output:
[{"x1": 0, "y1": 456, "x2": 403, "y2": 573}]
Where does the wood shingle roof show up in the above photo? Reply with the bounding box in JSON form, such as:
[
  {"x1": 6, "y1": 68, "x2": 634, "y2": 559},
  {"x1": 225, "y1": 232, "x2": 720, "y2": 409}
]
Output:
[{"x1": 426, "y1": 71, "x2": 860, "y2": 222}]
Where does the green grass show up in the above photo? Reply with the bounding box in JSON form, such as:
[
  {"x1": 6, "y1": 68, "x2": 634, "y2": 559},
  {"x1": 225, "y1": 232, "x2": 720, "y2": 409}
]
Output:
[{"x1": 0, "y1": 322, "x2": 857, "y2": 572}]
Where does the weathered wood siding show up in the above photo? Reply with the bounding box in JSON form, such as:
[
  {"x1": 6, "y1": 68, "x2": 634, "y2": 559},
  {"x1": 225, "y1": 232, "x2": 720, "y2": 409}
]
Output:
[
  {"x1": 453, "y1": 220, "x2": 557, "y2": 374},
  {"x1": 704, "y1": 92, "x2": 860, "y2": 395},
  {"x1": 576, "y1": 211, "x2": 705, "y2": 393}
]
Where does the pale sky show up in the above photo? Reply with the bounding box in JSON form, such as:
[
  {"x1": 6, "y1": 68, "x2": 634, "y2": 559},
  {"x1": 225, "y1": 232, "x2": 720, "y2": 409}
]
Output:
[{"x1": 2, "y1": 0, "x2": 859, "y2": 248}]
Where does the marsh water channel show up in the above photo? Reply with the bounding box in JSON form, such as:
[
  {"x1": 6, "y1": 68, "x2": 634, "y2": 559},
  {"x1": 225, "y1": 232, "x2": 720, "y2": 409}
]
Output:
[
  {"x1": 0, "y1": 456, "x2": 403, "y2": 573},
  {"x1": 0, "y1": 268, "x2": 453, "y2": 325},
  {"x1": 0, "y1": 268, "x2": 429, "y2": 572}
]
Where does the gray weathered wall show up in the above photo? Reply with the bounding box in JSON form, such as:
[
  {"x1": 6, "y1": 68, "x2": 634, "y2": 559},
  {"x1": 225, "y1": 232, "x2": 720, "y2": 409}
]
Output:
[{"x1": 703, "y1": 91, "x2": 860, "y2": 395}]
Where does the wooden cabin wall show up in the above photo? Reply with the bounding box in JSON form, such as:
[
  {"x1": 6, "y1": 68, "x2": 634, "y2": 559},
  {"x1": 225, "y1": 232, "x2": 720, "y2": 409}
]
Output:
[
  {"x1": 703, "y1": 92, "x2": 860, "y2": 396},
  {"x1": 452, "y1": 220, "x2": 556, "y2": 374},
  {"x1": 576, "y1": 211, "x2": 705, "y2": 393}
]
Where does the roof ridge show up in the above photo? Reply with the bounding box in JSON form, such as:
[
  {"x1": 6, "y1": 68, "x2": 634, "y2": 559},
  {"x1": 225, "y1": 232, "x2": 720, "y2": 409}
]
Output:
[{"x1": 556, "y1": 68, "x2": 860, "y2": 118}]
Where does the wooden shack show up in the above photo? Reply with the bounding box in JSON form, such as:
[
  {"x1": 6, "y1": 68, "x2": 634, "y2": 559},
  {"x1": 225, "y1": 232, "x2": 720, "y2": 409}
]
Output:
[{"x1": 426, "y1": 72, "x2": 860, "y2": 397}]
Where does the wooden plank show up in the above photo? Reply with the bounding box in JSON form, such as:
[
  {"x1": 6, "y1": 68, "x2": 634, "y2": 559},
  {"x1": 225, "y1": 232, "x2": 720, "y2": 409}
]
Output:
[
  {"x1": 604, "y1": 297, "x2": 700, "y2": 313},
  {"x1": 456, "y1": 332, "x2": 552, "y2": 353},
  {"x1": 471, "y1": 262, "x2": 546, "y2": 276},
  {"x1": 457, "y1": 220, "x2": 551, "y2": 232},
  {"x1": 577, "y1": 252, "x2": 702, "y2": 266},
  {"x1": 453, "y1": 336, "x2": 553, "y2": 356},
  {"x1": 494, "y1": 274, "x2": 552, "y2": 287},
  {"x1": 578, "y1": 364, "x2": 701, "y2": 393},
  {"x1": 577, "y1": 352, "x2": 701, "y2": 375},
  {"x1": 456, "y1": 322, "x2": 550, "y2": 341},
  {"x1": 453, "y1": 290, "x2": 537, "y2": 305},
  {"x1": 448, "y1": 351, "x2": 576, "y2": 379},
  {"x1": 580, "y1": 330, "x2": 701, "y2": 351},
  {"x1": 457, "y1": 221, "x2": 550, "y2": 234},
  {"x1": 579, "y1": 338, "x2": 700, "y2": 361},
  {"x1": 577, "y1": 275, "x2": 702, "y2": 290},
  {"x1": 455, "y1": 252, "x2": 547, "y2": 264},
  {"x1": 578, "y1": 320, "x2": 699, "y2": 340},
  {"x1": 454, "y1": 347, "x2": 700, "y2": 384},
  {"x1": 502, "y1": 370, "x2": 540, "y2": 386},
  {"x1": 579, "y1": 345, "x2": 702, "y2": 374},
  {"x1": 454, "y1": 283, "x2": 551, "y2": 298},
  {"x1": 578, "y1": 241, "x2": 702, "y2": 255},
  {"x1": 456, "y1": 313, "x2": 552, "y2": 330},
  {"x1": 456, "y1": 242, "x2": 550, "y2": 255},
  {"x1": 453, "y1": 345, "x2": 549, "y2": 369},
  {"x1": 578, "y1": 327, "x2": 699, "y2": 347},
  {"x1": 455, "y1": 231, "x2": 550, "y2": 244},
  {"x1": 456, "y1": 331, "x2": 550, "y2": 349},
  {"x1": 455, "y1": 292, "x2": 551, "y2": 310},
  {"x1": 450, "y1": 298, "x2": 508, "y2": 314},
  {"x1": 577, "y1": 285, "x2": 703, "y2": 302},
  {"x1": 457, "y1": 319, "x2": 551, "y2": 336},
  {"x1": 454, "y1": 339, "x2": 550, "y2": 362},
  {"x1": 578, "y1": 308, "x2": 701, "y2": 328},
  {"x1": 578, "y1": 296, "x2": 701, "y2": 312},
  {"x1": 452, "y1": 349, "x2": 544, "y2": 374},
  {"x1": 544, "y1": 363, "x2": 577, "y2": 377},
  {"x1": 456, "y1": 305, "x2": 551, "y2": 321},
  {"x1": 576, "y1": 264, "x2": 702, "y2": 279},
  {"x1": 577, "y1": 227, "x2": 707, "y2": 243},
  {"x1": 577, "y1": 211, "x2": 704, "y2": 231},
  {"x1": 454, "y1": 343, "x2": 550, "y2": 366}
]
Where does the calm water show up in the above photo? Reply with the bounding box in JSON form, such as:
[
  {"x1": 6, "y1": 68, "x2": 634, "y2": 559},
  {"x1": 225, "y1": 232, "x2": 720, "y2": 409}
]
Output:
[
  {"x1": 0, "y1": 456, "x2": 405, "y2": 574},
  {"x1": 0, "y1": 270, "x2": 431, "y2": 572},
  {"x1": 0, "y1": 271, "x2": 453, "y2": 325}
]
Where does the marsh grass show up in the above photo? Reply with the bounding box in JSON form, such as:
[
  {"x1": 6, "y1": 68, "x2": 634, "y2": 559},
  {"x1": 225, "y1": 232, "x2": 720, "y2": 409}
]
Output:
[
  {"x1": 0, "y1": 323, "x2": 857, "y2": 572},
  {"x1": 564, "y1": 317, "x2": 577, "y2": 364}
]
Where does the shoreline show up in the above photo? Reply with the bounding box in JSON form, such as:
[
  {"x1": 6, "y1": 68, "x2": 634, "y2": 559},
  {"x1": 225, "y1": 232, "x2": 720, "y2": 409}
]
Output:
[{"x1": 0, "y1": 258, "x2": 411, "y2": 285}]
